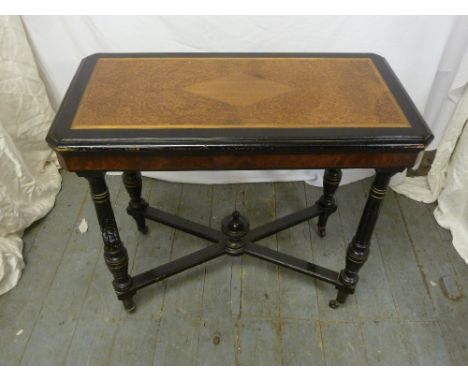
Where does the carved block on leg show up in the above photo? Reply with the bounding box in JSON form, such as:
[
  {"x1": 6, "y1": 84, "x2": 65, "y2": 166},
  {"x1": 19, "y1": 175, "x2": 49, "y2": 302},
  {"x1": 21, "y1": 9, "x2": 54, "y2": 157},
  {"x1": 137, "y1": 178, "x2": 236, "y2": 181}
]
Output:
[
  {"x1": 317, "y1": 168, "x2": 342, "y2": 237},
  {"x1": 82, "y1": 172, "x2": 137, "y2": 312},
  {"x1": 103, "y1": 236, "x2": 136, "y2": 312},
  {"x1": 123, "y1": 171, "x2": 149, "y2": 234}
]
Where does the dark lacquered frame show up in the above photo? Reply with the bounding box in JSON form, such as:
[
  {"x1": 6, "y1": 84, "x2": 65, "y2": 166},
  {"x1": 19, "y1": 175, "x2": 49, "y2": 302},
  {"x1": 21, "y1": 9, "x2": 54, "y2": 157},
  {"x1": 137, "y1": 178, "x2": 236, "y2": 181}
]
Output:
[
  {"x1": 79, "y1": 167, "x2": 399, "y2": 312},
  {"x1": 47, "y1": 52, "x2": 433, "y2": 312}
]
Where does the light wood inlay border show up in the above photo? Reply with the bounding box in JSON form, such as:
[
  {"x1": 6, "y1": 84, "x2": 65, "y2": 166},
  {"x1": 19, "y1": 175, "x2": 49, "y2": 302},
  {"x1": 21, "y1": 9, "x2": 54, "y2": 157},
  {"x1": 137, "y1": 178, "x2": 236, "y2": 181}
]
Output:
[{"x1": 71, "y1": 57, "x2": 411, "y2": 130}]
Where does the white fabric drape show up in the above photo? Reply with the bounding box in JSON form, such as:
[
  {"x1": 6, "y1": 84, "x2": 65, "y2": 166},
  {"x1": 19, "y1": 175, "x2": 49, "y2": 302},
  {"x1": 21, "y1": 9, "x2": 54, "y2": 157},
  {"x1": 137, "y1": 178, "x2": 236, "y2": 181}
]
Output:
[
  {"x1": 393, "y1": 86, "x2": 468, "y2": 263},
  {"x1": 0, "y1": 16, "x2": 61, "y2": 294},
  {"x1": 21, "y1": 15, "x2": 467, "y2": 186},
  {"x1": 393, "y1": 21, "x2": 468, "y2": 263}
]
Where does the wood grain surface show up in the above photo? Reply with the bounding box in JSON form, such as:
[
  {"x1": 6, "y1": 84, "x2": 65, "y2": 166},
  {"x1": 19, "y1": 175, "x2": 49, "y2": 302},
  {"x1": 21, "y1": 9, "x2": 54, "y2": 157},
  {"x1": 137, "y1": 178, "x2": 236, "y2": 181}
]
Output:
[{"x1": 71, "y1": 57, "x2": 410, "y2": 130}]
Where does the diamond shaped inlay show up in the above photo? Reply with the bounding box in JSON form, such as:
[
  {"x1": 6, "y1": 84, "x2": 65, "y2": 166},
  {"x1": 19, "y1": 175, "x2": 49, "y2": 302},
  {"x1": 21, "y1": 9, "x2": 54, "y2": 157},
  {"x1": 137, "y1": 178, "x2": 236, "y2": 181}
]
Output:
[{"x1": 183, "y1": 73, "x2": 293, "y2": 107}]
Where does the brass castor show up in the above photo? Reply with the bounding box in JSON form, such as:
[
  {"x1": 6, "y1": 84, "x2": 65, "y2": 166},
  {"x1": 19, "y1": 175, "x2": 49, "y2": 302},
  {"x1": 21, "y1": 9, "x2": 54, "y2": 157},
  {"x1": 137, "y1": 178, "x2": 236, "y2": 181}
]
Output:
[
  {"x1": 138, "y1": 225, "x2": 149, "y2": 234},
  {"x1": 318, "y1": 225, "x2": 326, "y2": 238},
  {"x1": 328, "y1": 299, "x2": 340, "y2": 309},
  {"x1": 123, "y1": 297, "x2": 136, "y2": 312}
]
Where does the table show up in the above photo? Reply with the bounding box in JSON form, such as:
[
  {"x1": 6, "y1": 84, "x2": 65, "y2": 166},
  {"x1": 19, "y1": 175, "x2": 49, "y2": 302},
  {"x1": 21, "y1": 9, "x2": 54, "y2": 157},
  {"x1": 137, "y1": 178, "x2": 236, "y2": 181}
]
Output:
[{"x1": 46, "y1": 53, "x2": 433, "y2": 312}]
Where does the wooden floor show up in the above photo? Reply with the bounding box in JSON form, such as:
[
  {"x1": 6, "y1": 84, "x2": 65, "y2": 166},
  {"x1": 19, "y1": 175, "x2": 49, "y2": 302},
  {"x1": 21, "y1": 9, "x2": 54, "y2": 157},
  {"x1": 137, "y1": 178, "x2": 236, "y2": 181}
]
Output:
[{"x1": 1, "y1": 171, "x2": 467, "y2": 365}]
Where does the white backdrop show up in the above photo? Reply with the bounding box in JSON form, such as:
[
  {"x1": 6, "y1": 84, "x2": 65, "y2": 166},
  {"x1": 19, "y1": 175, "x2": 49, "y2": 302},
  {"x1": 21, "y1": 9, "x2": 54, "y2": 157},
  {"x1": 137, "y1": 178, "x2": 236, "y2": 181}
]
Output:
[{"x1": 22, "y1": 15, "x2": 468, "y2": 185}]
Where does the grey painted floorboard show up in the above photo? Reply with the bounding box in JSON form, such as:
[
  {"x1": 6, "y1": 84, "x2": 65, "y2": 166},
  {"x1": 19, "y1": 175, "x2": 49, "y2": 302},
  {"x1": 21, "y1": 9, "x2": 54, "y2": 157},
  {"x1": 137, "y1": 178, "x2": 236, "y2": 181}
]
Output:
[
  {"x1": 374, "y1": 189, "x2": 435, "y2": 321},
  {"x1": 235, "y1": 184, "x2": 283, "y2": 363},
  {"x1": 274, "y1": 183, "x2": 324, "y2": 365},
  {"x1": 152, "y1": 184, "x2": 213, "y2": 365},
  {"x1": 280, "y1": 319, "x2": 323, "y2": 365},
  {"x1": 397, "y1": 194, "x2": 464, "y2": 318},
  {"x1": 238, "y1": 183, "x2": 280, "y2": 319},
  {"x1": 196, "y1": 184, "x2": 238, "y2": 365},
  {"x1": 107, "y1": 177, "x2": 165, "y2": 366},
  {"x1": 304, "y1": 182, "x2": 360, "y2": 321},
  {"x1": 21, "y1": 175, "x2": 131, "y2": 365},
  {"x1": 0, "y1": 172, "x2": 86, "y2": 365},
  {"x1": 362, "y1": 320, "x2": 413, "y2": 365},
  {"x1": 64, "y1": 175, "x2": 127, "y2": 365},
  {"x1": 404, "y1": 321, "x2": 452, "y2": 365},
  {"x1": 1, "y1": 173, "x2": 467, "y2": 365},
  {"x1": 435, "y1": 214, "x2": 468, "y2": 365},
  {"x1": 237, "y1": 317, "x2": 282, "y2": 365},
  {"x1": 275, "y1": 182, "x2": 319, "y2": 320},
  {"x1": 397, "y1": 196, "x2": 467, "y2": 365},
  {"x1": 320, "y1": 321, "x2": 368, "y2": 365}
]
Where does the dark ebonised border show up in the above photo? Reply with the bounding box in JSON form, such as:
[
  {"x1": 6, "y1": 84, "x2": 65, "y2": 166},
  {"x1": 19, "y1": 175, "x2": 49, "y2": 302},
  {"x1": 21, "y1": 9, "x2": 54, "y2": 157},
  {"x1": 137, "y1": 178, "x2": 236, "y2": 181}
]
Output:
[{"x1": 46, "y1": 52, "x2": 433, "y2": 153}]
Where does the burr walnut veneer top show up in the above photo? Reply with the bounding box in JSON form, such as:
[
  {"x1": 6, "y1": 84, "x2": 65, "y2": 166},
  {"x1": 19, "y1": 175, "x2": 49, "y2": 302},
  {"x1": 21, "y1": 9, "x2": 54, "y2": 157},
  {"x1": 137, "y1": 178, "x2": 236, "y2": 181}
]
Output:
[{"x1": 71, "y1": 57, "x2": 410, "y2": 130}]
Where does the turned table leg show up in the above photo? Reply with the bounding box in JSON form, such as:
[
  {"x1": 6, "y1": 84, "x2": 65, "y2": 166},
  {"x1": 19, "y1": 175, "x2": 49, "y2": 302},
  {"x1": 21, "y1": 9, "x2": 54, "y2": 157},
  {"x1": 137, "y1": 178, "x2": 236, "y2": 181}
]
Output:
[
  {"x1": 122, "y1": 171, "x2": 149, "y2": 234},
  {"x1": 329, "y1": 169, "x2": 396, "y2": 309},
  {"x1": 317, "y1": 168, "x2": 342, "y2": 237},
  {"x1": 80, "y1": 172, "x2": 136, "y2": 312}
]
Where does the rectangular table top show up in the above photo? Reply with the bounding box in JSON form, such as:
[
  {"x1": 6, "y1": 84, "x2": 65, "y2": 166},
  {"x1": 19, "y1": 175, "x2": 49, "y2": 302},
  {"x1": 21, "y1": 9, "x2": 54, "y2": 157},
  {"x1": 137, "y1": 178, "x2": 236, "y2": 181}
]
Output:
[
  {"x1": 72, "y1": 56, "x2": 409, "y2": 130},
  {"x1": 46, "y1": 53, "x2": 433, "y2": 172}
]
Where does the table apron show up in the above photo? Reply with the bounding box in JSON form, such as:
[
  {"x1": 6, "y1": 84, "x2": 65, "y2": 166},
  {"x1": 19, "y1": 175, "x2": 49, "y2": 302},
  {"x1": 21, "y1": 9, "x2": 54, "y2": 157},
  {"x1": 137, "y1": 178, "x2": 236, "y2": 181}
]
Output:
[{"x1": 58, "y1": 150, "x2": 418, "y2": 171}]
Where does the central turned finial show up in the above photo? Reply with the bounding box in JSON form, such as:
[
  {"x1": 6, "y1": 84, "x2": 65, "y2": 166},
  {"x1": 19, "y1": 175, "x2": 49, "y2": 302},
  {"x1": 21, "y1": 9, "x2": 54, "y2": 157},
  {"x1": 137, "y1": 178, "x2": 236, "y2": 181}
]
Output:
[
  {"x1": 221, "y1": 210, "x2": 250, "y2": 255},
  {"x1": 228, "y1": 211, "x2": 242, "y2": 231},
  {"x1": 223, "y1": 210, "x2": 249, "y2": 236}
]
